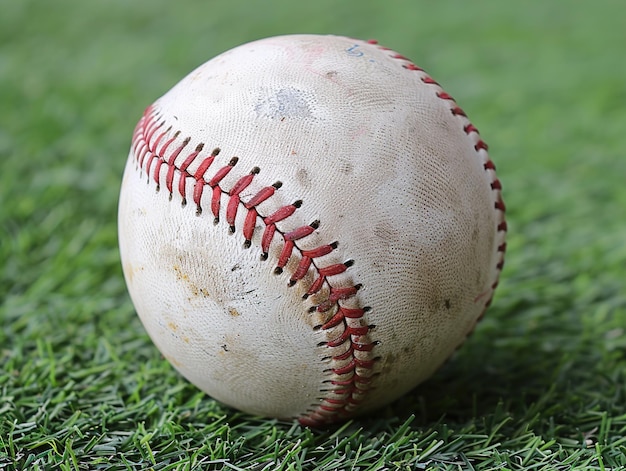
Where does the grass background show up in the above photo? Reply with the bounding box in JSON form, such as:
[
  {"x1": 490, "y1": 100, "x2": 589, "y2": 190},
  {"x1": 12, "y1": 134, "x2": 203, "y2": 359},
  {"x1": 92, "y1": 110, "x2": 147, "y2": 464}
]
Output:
[{"x1": 1, "y1": 0, "x2": 625, "y2": 469}]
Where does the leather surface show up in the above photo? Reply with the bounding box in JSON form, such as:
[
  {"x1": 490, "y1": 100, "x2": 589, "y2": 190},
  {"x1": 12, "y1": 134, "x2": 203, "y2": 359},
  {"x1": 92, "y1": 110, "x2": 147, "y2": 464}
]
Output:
[{"x1": 118, "y1": 34, "x2": 506, "y2": 424}]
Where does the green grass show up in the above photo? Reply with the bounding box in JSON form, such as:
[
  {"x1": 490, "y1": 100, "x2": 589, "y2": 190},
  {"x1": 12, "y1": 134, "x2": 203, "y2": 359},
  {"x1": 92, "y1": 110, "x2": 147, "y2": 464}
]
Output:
[{"x1": 1, "y1": 0, "x2": 625, "y2": 469}]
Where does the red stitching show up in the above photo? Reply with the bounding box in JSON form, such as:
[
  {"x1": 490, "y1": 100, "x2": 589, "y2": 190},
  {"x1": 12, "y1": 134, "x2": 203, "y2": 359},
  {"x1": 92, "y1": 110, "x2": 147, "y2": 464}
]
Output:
[
  {"x1": 131, "y1": 105, "x2": 377, "y2": 426},
  {"x1": 381, "y1": 40, "x2": 507, "y2": 317}
]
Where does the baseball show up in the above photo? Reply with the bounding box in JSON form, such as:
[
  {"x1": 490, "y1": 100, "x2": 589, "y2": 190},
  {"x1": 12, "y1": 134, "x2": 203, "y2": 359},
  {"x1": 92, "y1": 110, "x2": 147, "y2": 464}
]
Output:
[{"x1": 118, "y1": 34, "x2": 506, "y2": 426}]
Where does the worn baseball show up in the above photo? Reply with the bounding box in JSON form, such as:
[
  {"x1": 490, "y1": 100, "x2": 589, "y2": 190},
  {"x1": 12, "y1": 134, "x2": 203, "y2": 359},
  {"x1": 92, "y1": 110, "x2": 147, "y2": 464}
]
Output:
[{"x1": 118, "y1": 34, "x2": 506, "y2": 426}]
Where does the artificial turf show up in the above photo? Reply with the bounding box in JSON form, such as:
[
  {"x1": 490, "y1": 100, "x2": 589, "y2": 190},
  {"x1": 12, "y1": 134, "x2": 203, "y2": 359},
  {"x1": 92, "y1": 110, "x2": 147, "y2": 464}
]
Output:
[{"x1": 1, "y1": 0, "x2": 625, "y2": 469}]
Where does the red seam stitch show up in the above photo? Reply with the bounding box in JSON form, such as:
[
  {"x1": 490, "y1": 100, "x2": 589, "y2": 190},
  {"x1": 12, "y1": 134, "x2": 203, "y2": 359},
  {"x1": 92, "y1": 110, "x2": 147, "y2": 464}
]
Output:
[
  {"x1": 378, "y1": 40, "x2": 507, "y2": 274},
  {"x1": 373, "y1": 38, "x2": 507, "y2": 398},
  {"x1": 132, "y1": 104, "x2": 377, "y2": 426}
]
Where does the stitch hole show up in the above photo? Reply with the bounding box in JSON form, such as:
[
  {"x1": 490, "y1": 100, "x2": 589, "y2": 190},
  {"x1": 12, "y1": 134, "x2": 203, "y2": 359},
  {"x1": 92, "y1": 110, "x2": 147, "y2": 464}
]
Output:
[
  {"x1": 273, "y1": 181, "x2": 283, "y2": 189},
  {"x1": 368, "y1": 324, "x2": 377, "y2": 330},
  {"x1": 293, "y1": 199, "x2": 303, "y2": 208},
  {"x1": 212, "y1": 147, "x2": 220, "y2": 155},
  {"x1": 196, "y1": 206, "x2": 202, "y2": 216},
  {"x1": 181, "y1": 197, "x2": 187, "y2": 207},
  {"x1": 260, "y1": 253, "x2": 268, "y2": 261},
  {"x1": 183, "y1": 141, "x2": 204, "y2": 152},
  {"x1": 344, "y1": 259, "x2": 355, "y2": 268},
  {"x1": 274, "y1": 267, "x2": 283, "y2": 275},
  {"x1": 475, "y1": 141, "x2": 489, "y2": 152},
  {"x1": 229, "y1": 225, "x2": 235, "y2": 234},
  {"x1": 451, "y1": 106, "x2": 466, "y2": 117},
  {"x1": 403, "y1": 64, "x2": 421, "y2": 71},
  {"x1": 363, "y1": 306, "x2": 372, "y2": 312},
  {"x1": 464, "y1": 124, "x2": 478, "y2": 134},
  {"x1": 317, "y1": 341, "x2": 328, "y2": 347},
  {"x1": 310, "y1": 220, "x2": 320, "y2": 230},
  {"x1": 251, "y1": 166, "x2": 260, "y2": 175},
  {"x1": 308, "y1": 306, "x2": 317, "y2": 313},
  {"x1": 243, "y1": 240, "x2": 252, "y2": 249},
  {"x1": 229, "y1": 156, "x2": 239, "y2": 166},
  {"x1": 313, "y1": 324, "x2": 323, "y2": 331}
]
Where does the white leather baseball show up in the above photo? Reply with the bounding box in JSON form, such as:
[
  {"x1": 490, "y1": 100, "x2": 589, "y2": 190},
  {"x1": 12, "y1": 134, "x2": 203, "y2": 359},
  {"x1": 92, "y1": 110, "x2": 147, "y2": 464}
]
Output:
[{"x1": 118, "y1": 34, "x2": 506, "y2": 426}]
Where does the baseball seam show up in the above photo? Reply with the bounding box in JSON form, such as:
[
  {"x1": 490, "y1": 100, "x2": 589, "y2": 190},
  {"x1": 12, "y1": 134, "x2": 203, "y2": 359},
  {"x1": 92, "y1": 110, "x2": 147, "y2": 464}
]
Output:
[
  {"x1": 131, "y1": 105, "x2": 378, "y2": 426},
  {"x1": 367, "y1": 39, "x2": 507, "y2": 316}
]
